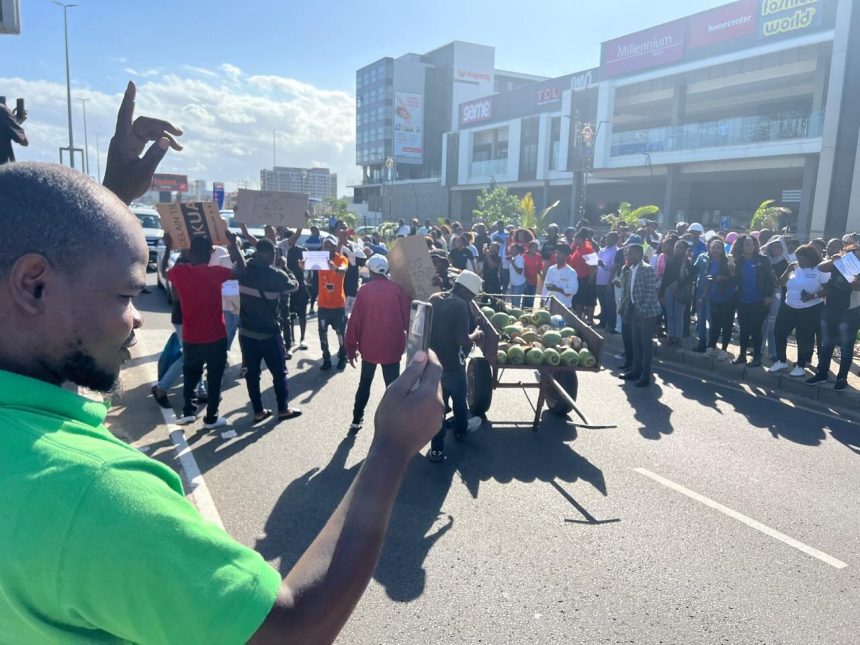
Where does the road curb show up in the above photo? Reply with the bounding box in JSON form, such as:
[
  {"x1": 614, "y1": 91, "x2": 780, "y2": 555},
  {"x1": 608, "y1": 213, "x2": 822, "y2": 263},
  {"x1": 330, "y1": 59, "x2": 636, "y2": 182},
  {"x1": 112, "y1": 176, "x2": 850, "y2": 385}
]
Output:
[{"x1": 600, "y1": 333, "x2": 860, "y2": 414}]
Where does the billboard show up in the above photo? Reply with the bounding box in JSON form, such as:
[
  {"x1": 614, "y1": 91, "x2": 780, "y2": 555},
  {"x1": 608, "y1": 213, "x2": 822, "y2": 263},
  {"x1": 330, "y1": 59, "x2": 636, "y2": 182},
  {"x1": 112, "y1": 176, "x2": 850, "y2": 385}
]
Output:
[
  {"x1": 689, "y1": 0, "x2": 758, "y2": 48},
  {"x1": 460, "y1": 97, "x2": 494, "y2": 127},
  {"x1": 393, "y1": 92, "x2": 423, "y2": 161},
  {"x1": 759, "y1": 0, "x2": 822, "y2": 39},
  {"x1": 212, "y1": 181, "x2": 225, "y2": 209},
  {"x1": 602, "y1": 19, "x2": 687, "y2": 77},
  {"x1": 151, "y1": 173, "x2": 188, "y2": 192}
]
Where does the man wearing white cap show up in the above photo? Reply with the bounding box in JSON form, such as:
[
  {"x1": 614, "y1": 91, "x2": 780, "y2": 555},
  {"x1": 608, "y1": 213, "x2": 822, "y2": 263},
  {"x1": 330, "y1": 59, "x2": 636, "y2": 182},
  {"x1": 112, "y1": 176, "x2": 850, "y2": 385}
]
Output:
[
  {"x1": 427, "y1": 270, "x2": 484, "y2": 462},
  {"x1": 345, "y1": 254, "x2": 411, "y2": 433},
  {"x1": 688, "y1": 223, "x2": 707, "y2": 258}
]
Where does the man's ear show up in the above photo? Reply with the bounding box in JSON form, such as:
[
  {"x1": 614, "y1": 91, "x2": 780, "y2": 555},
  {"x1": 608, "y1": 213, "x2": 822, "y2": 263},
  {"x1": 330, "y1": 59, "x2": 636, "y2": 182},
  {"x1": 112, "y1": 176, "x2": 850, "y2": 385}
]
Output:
[{"x1": 9, "y1": 254, "x2": 52, "y2": 315}]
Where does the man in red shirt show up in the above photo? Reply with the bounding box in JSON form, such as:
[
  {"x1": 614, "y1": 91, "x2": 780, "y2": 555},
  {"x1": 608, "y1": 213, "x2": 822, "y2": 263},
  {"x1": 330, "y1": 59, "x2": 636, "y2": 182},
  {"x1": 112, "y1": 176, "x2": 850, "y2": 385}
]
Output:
[
  {"x1": 522, "y1": 240, "x2": 544, "y2": 309},
  {"x1": 345, "y1": 254, "x2": 411, "y2": 433},
  {"x1": 317, "y1": 237, "x2": 349, "y2": 371},
  {"x1": 567, "y1": 229, "x2": 598, "y2": 321},
  {"x1": 165, "y1": 232, "x2": 246, "y2": 428}
]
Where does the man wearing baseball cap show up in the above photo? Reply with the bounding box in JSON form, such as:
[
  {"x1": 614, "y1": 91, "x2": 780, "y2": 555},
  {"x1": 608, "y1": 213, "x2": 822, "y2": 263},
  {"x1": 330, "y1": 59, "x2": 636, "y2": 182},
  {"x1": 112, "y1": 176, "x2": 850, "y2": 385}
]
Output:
[
  {"x1": 345, "y1": 254, "x2": 411, "y2": 433},
  {"x1": 688, "y1": 222, "x2": 707, "y2": 257},
  {"x1": 427, "y1": 270, "x2": 484, "y2": 462}
]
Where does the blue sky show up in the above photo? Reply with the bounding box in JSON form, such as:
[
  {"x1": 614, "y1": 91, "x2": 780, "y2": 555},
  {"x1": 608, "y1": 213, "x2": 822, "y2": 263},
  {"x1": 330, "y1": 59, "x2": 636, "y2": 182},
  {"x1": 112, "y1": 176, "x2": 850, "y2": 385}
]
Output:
[{"x1": 2, "y1": 0, "x2": 727, "y2": 191}]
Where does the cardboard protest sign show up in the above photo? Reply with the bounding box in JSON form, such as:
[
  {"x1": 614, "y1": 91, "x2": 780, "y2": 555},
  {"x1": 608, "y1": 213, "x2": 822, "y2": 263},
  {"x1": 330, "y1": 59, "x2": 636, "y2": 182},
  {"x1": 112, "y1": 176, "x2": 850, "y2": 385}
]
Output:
[
  {"x1": 388, "y1": 235, "x2": 440, "y2": 301},
  {"x1": 303, "y1": 250, "x2": 330, "y2": 271},
  {"x1": 236, "y1": 189, "x2": 309, "y2": 228},
  {"x1": 156, "y1": 202, "x2": 229, "y2": 250},
  {"x1": 834, "y1": 252, "x2": 860, "y2": 282}
]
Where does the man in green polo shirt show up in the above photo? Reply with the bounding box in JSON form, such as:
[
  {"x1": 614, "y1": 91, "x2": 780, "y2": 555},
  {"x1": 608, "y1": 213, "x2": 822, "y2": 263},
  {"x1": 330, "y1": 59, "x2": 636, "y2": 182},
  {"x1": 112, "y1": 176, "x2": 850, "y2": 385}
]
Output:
[{"x1": 0, "y1": 82, "x2": 444, "y2": 644}]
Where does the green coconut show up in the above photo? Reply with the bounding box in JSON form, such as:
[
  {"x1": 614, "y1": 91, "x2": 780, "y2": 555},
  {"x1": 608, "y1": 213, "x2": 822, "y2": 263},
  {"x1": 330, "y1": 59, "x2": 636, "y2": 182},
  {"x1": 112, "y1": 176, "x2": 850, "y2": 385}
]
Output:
[
  {"x1": 560, "y1": 327, "x2": 577, "y2": 339},
  {"x1": 543, "y1": 348, "x2": 561, "y2": 366},
  {"x1": 541, "y1": 330, "x2": 562, "y2": 348},
  {"x1": 578, "y1": 349, "x2": 597, "y2": 368},
  {"x1": 497, "y1": 350, "x2": 508, "y2": 365},
  {"x1": 559, "y1": 348, "x2": 579, "y2": 366},
  {"x1": 525, "y1": 347, "x2": 545, "y2": 366},
  {"x1": 491, "y1": 312, "x2": 511, "y2": 330},
  {"x1": 507, "y1": 345, "x2": 526, "y2": 365}
]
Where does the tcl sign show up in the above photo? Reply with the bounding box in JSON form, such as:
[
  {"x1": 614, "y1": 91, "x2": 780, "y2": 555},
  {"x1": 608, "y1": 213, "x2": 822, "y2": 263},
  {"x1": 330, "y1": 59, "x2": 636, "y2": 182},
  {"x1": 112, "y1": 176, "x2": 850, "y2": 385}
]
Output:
[
  {"x1": 460, "y1": 98, "x2": 493, "y2": 126},
  {"x1": 535, "y1": 86, "x2": 561, "y2": 106}
]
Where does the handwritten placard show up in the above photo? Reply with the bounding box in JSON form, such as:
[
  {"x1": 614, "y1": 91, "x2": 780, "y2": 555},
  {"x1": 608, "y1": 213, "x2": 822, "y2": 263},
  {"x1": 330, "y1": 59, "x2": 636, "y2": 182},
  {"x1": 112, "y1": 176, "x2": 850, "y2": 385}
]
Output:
[
  {"x1": 156, "y1": 202, "x2": 228, "y2": 250},
  {"x1": 834, "y1": 252, "x2": 860, "y2": 281},
  {"x1": 236, "y1": 189, "x2": 309, "y2": 228},
  {"x1": 303, "y1": 250, "x2": 330, "y2": 271},
  {"x1": 388, "y1": 236, "x2": 439, "y2": 301}
]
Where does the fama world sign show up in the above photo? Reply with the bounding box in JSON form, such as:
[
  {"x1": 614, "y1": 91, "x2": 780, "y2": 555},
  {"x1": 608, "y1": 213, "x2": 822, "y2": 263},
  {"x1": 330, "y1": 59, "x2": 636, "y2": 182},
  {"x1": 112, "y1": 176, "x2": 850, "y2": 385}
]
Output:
[{"x1": 760, "y1": 0, "x2": 821, "y2": 38}]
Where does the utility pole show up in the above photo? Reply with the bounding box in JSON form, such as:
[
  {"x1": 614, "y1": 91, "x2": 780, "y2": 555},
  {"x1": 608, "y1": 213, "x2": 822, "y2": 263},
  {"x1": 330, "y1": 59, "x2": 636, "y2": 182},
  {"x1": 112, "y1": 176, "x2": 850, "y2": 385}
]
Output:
[
  {"x1": 80, "y1": 98, "x2": 90, "y2": 175},
  {"x1": 52, "y1": 2, "x2": 79, "y2": 168},
  {"x1": 95, "y1": 133, "x2": 101, "y2": 182}
]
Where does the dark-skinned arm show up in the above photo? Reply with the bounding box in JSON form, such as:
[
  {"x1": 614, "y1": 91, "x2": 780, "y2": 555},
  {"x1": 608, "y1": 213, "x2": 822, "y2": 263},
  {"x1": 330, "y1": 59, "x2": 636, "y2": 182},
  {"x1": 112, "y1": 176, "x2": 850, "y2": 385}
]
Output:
[
  {"x1": 227, "y1": 231, "x2": 247, "y2": 277},
  {"x1": 248, "y1": 352, "x2": 444, "y2": 645},
  {"x1": 102, "y1": 81, "x2": 183, "y2": 205},
  {"x1": 161, "y1": 233, "x2": 174, "y2": 276}
]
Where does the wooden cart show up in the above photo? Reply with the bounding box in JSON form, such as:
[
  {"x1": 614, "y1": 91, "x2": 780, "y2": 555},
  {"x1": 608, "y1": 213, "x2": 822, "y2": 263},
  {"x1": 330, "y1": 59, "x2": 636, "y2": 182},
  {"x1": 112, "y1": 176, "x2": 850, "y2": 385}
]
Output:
[{"x1": 466, "y1": 295, "x2": 615, "y2": 431}]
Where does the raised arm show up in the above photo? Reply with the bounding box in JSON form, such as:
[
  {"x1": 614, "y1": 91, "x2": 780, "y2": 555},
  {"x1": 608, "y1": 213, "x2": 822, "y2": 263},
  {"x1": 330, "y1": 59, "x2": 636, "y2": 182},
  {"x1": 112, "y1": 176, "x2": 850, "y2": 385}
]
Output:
[
  {"x1": 226, "y1": 231, "x2": 247, "y2": 277},
  {"x1": 248, "y1": 352, "x2": 443, "y2": 644}
]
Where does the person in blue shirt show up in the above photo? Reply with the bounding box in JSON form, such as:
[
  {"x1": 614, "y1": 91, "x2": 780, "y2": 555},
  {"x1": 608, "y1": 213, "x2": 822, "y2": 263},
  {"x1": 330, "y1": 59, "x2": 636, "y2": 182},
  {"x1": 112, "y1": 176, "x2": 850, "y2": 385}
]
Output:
[
  {"x1": 688, "y1": 223, "x2": 707, "y2": 258},
  {"x1": 730, "y1": 234, "x2": 776, "y2": 367},
  {"x1": 697, "y1": 238, "x2": 736, "y2": 359},
  {"x1": 366, "y1": 232, "x2": 388, "y2": 256}
]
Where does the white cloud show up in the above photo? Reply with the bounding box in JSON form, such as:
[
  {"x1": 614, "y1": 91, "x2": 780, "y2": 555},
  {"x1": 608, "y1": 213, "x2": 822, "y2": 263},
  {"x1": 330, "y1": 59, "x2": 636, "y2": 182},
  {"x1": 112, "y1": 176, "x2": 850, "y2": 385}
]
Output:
[
  {"x1": 1, "y1": 63, "x2": 359, "y2": 194},
  {"x1": 123, "y1": 67, "x2": 161, "y2": 78}
]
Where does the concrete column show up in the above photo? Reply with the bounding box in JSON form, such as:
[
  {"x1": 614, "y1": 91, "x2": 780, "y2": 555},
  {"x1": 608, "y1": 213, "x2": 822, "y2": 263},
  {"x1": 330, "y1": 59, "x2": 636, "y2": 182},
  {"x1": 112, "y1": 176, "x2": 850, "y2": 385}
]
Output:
[
  {"x1": 662, "y1": 166, "x2": 680, "y2": 225},
  {"x1": 809, "y1": 0, "x2": 855, "y2": 238},
  {"x1": 797, "y1": 156, "x2": 819, "y2": 238}
]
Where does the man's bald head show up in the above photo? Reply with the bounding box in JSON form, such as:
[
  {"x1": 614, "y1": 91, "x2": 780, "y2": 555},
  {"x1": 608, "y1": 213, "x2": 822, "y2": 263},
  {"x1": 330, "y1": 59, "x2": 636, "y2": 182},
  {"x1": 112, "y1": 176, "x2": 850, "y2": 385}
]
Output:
[{"x1": 0, "y1": 163, "x2": 135, "y2": 278}]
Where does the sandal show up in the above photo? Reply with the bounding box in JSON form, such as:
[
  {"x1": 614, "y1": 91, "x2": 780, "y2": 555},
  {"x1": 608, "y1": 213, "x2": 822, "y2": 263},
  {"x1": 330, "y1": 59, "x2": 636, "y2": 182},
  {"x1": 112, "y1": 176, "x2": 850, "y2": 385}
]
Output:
[
  {"x1": 278, "y1": 408, "x2": 302, "y2": 420},
  {"x1": 253, "y1": 409, "x2": 273, "y2": 424}
]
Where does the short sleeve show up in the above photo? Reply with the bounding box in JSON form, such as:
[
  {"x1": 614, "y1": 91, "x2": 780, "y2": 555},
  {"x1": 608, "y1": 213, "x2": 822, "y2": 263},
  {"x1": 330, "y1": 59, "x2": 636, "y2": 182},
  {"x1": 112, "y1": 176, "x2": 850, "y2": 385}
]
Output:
[
  {"x1": 819, "y1": 271, "x2": 831, "y2": 285},
  {"x1": 212, "y1": 265, "x2": 234, "y2": 283},
  {"x1": 58, "y1": 458, "x2": 280, "y2": 644}
]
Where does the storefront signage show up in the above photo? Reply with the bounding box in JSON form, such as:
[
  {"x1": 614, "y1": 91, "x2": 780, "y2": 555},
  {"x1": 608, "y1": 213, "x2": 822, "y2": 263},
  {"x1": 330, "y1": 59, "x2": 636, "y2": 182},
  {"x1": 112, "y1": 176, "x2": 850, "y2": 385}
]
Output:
[
  {"x1": 571, "y1": 69, "x2": 597, "y2": 91},
  {"x1": 535, "y1": 86, "x2": 561, "y2": 106},
  {"x1": 601, "y1": 19, "x2": 687, "y2": 77},
  {"x1": 456, "y1": 69, "x2": 492, "y2": 83},
  {"x1": 460, "y1": 97, "x2": 494, "y2": 127},
  {"x1": 151, "y1": 173, "x2": 189, "y2": 192},
  {"x1": 759, "y1": 0, "x2": 821, "y2": 38},
  {"x1": 689, "y1": 0, "x2": 757, "y2": 48}
]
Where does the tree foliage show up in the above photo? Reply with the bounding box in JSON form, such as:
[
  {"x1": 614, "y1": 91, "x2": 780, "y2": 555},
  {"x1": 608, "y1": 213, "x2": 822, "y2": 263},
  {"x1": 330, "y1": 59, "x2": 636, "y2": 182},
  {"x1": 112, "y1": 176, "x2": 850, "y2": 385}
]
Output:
[
  {"x1": 601, "y1": 202, "x2": 660, "y2": 229},
  {"x1": 750, "y1": 199, "x2": 792, "y2": 231},
  {"x1": 473, "y1": 187, "x2": 521, "y2": 226}
]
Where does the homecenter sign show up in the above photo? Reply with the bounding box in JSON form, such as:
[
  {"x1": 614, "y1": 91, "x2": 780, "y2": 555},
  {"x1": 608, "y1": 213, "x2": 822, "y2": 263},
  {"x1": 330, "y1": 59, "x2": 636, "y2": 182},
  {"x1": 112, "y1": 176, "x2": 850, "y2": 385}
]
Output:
[
  {"x1": 689, "y1": 0, "x2": 757, "y2": 48},
  {"x1": 601, "y1": 19, "x2": 686, "y2": 77}
]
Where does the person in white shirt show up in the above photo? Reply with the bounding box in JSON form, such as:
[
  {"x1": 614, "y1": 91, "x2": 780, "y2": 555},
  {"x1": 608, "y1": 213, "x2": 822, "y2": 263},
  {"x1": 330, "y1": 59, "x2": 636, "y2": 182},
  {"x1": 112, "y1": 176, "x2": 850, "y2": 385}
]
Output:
[
  {"x1": 507, "y1": 243, "x2": 526, "y2": 308},
  {"x1": 542, "y1": 243, "x2": 579, "y2": 308},
  {"x1": 770, "y1": 244, "x2": 829, "y2": 376},
  {"x1": 395, "y1": 219, "x2": 411, "y2": 238}
]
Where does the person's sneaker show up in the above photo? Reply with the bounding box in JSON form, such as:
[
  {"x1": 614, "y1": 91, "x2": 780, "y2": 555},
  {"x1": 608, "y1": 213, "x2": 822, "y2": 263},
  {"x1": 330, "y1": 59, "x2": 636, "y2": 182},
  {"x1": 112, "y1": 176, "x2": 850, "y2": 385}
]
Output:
[
  {"x1": 749, "y1": 358, "x2": 763, "y2": 368},
  {"x1": 150, "y1": 385, "x2": 171, "y2": 409},
  {"x1": 320, "y1": 360, "x2": 332, "y2": 371},
  {"x1": 806, "y1": 374, "x2": 828, "y2": 386},
  {"x1": 299, "y1": 342, "x2": 308, "y2": 350},
  {"x1": 428, "y1": 449, "x2": 445, "y2": 463},
  {"x1": 835, "y1": 378, "x2": 848, "y2": 392},
  {"x1": 285, "y1": 351, "x2": 293, "y2": 360},
  {"x1": 768, "y1": 361, "x2": 789, "y2": 373},
  {"x1": 732, "y1": 356, "x2": 747, "y2": 365},
  {"x1": 789, "y1": 366, "x2": 806, "y2": 378},
  {"x1": 202, "y1": 416, "x2": 228, "y2": 430},
  {"x1": 337, "y1": 356, "x2": 347, "y2": 371},
  {"x1": 348, "y1": 419, "x2": 363, "y2": 435},
  {"x1": 175, "y1": 414, "x2": 197, "y2": 425}
]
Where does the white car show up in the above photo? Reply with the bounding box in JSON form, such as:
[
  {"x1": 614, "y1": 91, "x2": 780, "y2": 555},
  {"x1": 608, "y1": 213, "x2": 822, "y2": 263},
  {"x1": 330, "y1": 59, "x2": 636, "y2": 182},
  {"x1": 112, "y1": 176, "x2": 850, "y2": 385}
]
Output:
[{"x1": 131, "y1": 205, "x2": 164, "y2": 269}]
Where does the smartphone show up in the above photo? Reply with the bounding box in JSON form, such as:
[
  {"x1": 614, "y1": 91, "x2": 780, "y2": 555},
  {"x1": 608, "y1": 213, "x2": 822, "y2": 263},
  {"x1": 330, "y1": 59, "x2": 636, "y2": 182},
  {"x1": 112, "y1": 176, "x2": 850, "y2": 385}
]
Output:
[
  {"x1": 16, "y1": 98, "x2": 24, "y2": 116},
  {"x1": 406, "y1": 300, "x2": 433, "y2": 364}
]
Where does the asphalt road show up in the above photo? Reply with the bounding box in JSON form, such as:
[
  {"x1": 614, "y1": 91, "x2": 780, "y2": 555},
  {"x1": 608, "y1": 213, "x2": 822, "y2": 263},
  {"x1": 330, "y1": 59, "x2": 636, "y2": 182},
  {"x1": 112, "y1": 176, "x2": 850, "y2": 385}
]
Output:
[{"x1": 112, "y1": 273, "x2": 860, "y2": 644}]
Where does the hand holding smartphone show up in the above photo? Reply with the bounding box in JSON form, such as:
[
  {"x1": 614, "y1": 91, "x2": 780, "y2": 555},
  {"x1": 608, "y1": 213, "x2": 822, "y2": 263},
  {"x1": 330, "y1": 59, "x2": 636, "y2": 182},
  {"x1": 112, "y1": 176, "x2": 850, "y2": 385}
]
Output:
[{"x1": 406, "y1": 300, "x2": 433, "y2": 364}]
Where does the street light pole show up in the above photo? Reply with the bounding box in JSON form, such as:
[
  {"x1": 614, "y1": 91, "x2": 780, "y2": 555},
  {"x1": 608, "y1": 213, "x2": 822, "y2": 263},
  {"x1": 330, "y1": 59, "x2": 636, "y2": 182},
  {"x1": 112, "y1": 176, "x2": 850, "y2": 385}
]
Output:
[
  {"x1": 272, "y1": 129, "x2": 276, "y2": 169},
  {"x1": 80, "y1": 98, "x2": 90, "y2": 175},
  {"x1": 95, "y1": 133, "x2": 101, "y2": 182},
  {"x1": 53, "y1": 2, "x2": 78, "y2": 169}
]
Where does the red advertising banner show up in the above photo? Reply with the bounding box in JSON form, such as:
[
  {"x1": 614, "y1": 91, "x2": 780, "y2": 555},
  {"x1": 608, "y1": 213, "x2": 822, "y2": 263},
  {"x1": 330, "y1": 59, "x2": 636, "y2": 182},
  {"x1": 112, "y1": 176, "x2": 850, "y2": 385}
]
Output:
[
  {"x1": 150, "y1": 173, "x2": 188, "y2": 192},
  {"x1": 601, "y1": 19, "x2": 686, "y2": 78},
  {"x1": 688, "y1": 0, "x2": 757, "y2": 49}
]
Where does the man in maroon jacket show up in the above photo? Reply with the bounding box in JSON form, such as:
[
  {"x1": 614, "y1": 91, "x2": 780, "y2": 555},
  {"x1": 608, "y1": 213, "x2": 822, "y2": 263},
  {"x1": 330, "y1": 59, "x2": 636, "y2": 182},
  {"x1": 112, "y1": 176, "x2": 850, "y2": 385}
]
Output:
[{"x1": 345, "y1": 254, "x2": 411, "y2": 433}]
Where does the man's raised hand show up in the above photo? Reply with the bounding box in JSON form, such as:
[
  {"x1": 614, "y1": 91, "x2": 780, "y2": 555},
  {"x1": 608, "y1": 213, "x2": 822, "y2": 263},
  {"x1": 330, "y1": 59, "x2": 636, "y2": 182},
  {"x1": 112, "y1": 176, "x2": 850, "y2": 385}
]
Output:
[
  {"x1": 103, "y1": 81, "x2": 183, "y2": 204},
  {"x1": 372, "y1": 350, "x2": 443, "y2": 460}
]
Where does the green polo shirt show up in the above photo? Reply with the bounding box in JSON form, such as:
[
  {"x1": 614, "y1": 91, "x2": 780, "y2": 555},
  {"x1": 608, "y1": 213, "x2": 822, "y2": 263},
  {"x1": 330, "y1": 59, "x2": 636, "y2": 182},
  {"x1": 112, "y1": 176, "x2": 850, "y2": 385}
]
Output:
[{"x1": 0, "y1": 370, "x2": 281, "y2": 643}]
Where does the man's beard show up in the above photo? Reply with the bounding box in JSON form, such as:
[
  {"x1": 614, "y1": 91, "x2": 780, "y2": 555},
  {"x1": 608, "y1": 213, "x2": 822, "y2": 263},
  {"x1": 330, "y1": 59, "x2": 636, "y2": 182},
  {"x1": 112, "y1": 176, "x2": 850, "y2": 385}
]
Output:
[{"x1": 59, "y1": 348, "x2": 122, "y2": 396}]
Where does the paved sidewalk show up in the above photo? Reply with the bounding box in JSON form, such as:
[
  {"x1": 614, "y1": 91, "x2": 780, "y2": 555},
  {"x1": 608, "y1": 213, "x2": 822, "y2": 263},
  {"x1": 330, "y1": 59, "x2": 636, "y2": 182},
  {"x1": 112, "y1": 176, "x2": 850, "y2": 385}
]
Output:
[{"x1": 599, "y1": 331, "x2": 860, "y2": 415}]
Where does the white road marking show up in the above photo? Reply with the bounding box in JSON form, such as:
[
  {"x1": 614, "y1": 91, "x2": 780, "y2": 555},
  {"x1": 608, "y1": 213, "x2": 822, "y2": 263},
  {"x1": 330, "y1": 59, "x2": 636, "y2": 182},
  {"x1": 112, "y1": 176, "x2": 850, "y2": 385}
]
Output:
[
  {"x1": 135, "y1": 330, "x2": 225, "y2": 530},
  {"x1": 634, "y1": 467, "x2": 847, "y2": 570},
  {"x1": 221, "y1": 430, "x2": 238, "y2": 439}
]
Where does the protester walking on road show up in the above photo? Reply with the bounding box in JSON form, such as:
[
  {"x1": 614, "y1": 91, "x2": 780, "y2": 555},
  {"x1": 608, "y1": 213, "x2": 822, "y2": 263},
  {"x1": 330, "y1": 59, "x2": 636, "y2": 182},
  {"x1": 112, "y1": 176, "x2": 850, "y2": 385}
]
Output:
[
  {"x1": 166, "y1": 230, "x2": 247, "y2": 428},
  {"x1": 731, "y1": 234, "x2": 776, "y2": 367},
  {"x1": 238, "y1": 238, "x2": 302, "y2": 423},
  {"x1": 345, "y1": 254, "x2": 411, "y2": 433},
  {"x1": 428, "y1": 270, "x2": 484, "y2": 463},
  {"x1": 317, "y1": 237, "x2": 349, "y2": 371},
  {"x1": 618, "y1": 241, "x2": 662, "y2": 387},
  {"x1": 596, "y1": 232, "x2": 619, "y2": 333},
  {"x1": 770, "y1": 244, "x2": 827, "y2": 377}
]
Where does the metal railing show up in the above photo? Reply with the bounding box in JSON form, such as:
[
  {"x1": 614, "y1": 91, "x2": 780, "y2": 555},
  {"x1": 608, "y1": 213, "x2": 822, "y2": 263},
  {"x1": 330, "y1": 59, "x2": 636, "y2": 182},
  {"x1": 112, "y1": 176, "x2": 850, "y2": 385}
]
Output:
[{"x1": 470, "y1": 157, "x2": 509, "y2": 177}]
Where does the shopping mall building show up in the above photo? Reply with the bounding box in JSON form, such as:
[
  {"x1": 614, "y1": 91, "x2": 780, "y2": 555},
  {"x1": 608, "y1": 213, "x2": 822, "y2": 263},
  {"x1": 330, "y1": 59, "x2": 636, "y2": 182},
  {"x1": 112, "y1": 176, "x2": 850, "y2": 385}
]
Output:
[{"x1": 355, "y1": 0, "x2": 860, "y2": 238}]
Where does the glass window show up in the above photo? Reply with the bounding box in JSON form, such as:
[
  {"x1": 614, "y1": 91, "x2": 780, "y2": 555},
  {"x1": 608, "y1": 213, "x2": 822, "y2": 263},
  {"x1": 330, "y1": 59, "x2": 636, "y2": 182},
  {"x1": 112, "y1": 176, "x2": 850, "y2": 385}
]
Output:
[{"x1": 549, "y1": 117, "x2": 562, "y2": 171}]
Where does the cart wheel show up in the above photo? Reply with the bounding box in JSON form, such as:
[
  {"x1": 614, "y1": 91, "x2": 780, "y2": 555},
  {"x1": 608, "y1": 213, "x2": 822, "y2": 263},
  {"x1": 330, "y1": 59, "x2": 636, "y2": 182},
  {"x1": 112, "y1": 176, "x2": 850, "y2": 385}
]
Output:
[
  {"x1": 545, "y1": 370, "x2": 578, "y2": 417},
  {"x1": 467, "y1": 357, "x2": 493, "y2": 417}
]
